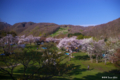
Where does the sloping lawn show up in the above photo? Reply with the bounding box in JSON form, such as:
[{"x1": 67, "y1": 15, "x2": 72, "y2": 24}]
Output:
[
  {"x1": 0, "y1": 52, "x2": 119, "y2": 80},
  {"x1": 52, "y1": 52, "x2": 119, "y2": 80},
  {"x1": 51, "y1": 27, "x2": 69, "y2": 37}
]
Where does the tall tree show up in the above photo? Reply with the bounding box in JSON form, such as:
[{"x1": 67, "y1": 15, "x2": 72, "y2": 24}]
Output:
[
  {"x1": 87, "y1": 43, "x2": 94, "y2": 63},
  {"x1": 40, "y1": 42, "x2": 66, "y2": 76},
  {"x1": 93, "y1": 40, "x2": 105, "y2": 63},
  {"x1": 111, "y1": 49, "x2": 120, "y2": 70}
]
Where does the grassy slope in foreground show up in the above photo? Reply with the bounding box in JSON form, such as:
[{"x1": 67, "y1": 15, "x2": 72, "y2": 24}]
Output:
[
  {"x1": 52, "y1": 52, "x2": 119, "y2": 80},
  {"x1": 0, "y1": 51, "x2": 119, "y2": 80}
]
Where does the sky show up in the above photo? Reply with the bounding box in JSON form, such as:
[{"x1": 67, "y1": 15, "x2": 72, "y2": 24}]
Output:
[{"x1": 0, "y1": 0, "x2": 120, "y2": 26}]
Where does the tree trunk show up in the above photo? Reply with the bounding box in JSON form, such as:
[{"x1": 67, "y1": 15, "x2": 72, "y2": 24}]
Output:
[
  {"x1": 9, "y1": 73, "x2": 15, "y2": 80},
  {"x1": 59, "y1": 72, "x2": 60, "y2": 76},
  {"x1": 96, "y1": 59, "x2": 98, "y2": 63},
  {"x1": 90, "y1": 54, "x2": 93, "y2": 63},
  {"x1": 6, "y1": 70, "x2": 15, "y2": 80},
  {"x1": 96, "y1": 55, "x2": 98, "y2": 63},
  {"x1": 111, "y1": 60, "x2": 113, "y2": 63},
  {"x1": 23, "y1": 66, "x2": 27, "y2": 80},
  {"x1": 69, "y1": 56, "x2": 71, "y2": 61},
  {"x1": 69, "y1": 53, "x2": 71, "y2": 61},
  {"x1": 105, "y1": 58, "x2": 107, "y2": 65},
  {"x1": 71, "y1": 53, "x2": 73, "y2": 58}
]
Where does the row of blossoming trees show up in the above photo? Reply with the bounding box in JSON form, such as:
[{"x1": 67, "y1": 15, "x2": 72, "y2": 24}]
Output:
[
  {"x1": 85, "y1": 37, "x2": 120, "y2": 68},
  {"x1": 57, "y1": 36, "x2": 120, "y2": 67},
  {"x1": 0, "y1": 34, "x2": 120, "y2": 79},
  {"x1": 0, "y1": 35, "x2": 69, "y2": 80},
  {"x1": 56, "y1": 36, "x2": 120, "y2": 68}
]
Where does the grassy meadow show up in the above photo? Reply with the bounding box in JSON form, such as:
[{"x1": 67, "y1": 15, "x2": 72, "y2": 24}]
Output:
[
  {"x1": 0, "y1": 44, "x2": 119, "y2": 80},
  {"x1": 51, "y1": 27, "x2": 69, "y2": 37}
]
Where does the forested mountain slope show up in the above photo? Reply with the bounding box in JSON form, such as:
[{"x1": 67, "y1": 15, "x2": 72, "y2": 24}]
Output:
[{"x1": 1, "y1": 18, "x2": 120, "y2": 38}]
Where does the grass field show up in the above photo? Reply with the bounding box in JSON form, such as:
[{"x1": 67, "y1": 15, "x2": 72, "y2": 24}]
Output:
[
  {"x1": 51, "y1": 27, "x2": 69, "y2": 37},
  {"x1": 0, "y1": 50, "x2": 119, "y2": 80},
  {"x1": 51, "y1": 52, "x2": 119, "y2": 80}
]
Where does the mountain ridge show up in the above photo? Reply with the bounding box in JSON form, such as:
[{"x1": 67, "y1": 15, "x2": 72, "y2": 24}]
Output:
[{"x1": 0, "y1": 18, "x2": 120, "y2": 38}]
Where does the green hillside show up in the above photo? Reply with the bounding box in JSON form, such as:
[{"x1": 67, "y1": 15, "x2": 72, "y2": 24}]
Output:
[
  {"x1": 0, "y1": 49, "x2": 119, "y2": 80},
  {"x1": 1, "y1": 17, "x2": 119, "y2": 38},
  {"x1": 10, "y1": 22, "x2": 60, "y2": 37},
  {"x1": 51, "y1": 27, "x2": 69, "y2": 37}
]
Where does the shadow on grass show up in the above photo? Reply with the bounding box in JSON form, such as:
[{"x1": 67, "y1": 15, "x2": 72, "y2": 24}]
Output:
[
  {"x1": 65, "y1": 64, "x2": 89, "y2": 76},
  {"x1": 0, "y1": 73, "x2": 24, "y2": 80},
  {"x1": 14, "y1": 64, "x2": 83, "y2": 75},
  {"x1": 0, "y1": 63, "x2": 86, "y2": 80},
  {"x1": 1, "y1": 65, "x2": 119, "y2": 80},
  {"x1": 25, "y1": 44, "x2": 39, "y2": 49},
  {"x1": 0, "y1": 74, "x2": 12, "y2": 79},
  {"x1": 82, "y1": 69, "x2": 120, "y2": 80},
  {"x1": 52, "y1": 69, "x2": 120, "y2": 80},
  {"x1": 74, "y1": 55, "x2": 89, "y2": 60}
]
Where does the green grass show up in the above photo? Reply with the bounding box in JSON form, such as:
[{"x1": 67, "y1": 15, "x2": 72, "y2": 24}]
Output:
[
  {"x1": 51, "y1": 52, "x2": 119, "y2": 80},
  {"x1": 0, "y1": 48, "x2": 4, "y2": 54},
  {"x1": 0, "y1": 50, "x2": 119, "y2": 80},
  {"x1": 51, "y1": 27, "x2": 69, "y2": 37}
]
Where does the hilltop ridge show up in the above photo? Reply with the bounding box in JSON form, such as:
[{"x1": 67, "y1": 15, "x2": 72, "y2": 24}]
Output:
[{"x1": 0, "y1": 18, "x2": 120, "y2": 38}]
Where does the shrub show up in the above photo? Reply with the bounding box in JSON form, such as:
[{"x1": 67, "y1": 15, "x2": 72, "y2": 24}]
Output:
[{"x1": 77, "y1": 35, "x2": 84, "y2": 39}]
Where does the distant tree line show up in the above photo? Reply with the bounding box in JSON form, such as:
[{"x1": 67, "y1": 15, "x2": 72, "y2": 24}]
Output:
[
  {"x1": 68, "y1": 33, "x2": 91, "y2": 39},
  {"x1": 0, "y1": 30, "x2": 17, "y2": 38}
]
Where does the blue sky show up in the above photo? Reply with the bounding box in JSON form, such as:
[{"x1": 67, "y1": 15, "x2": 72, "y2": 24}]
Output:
[{"x1": 0, "y1": 0, "x2": 120, "y2": 26}]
